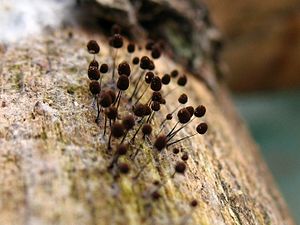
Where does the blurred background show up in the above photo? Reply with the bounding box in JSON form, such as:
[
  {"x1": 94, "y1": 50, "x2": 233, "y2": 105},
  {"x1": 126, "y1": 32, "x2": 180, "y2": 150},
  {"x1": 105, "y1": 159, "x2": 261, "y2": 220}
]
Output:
[
  {"x1": 1, "y1": 0, "x2": 299, "y2": 222},
  {"x1": 204, "y1": 0, "x2": 300, "y2": 92},
  {"x1": 204, "y1": 0, "x2": 300, "y2": 222}
]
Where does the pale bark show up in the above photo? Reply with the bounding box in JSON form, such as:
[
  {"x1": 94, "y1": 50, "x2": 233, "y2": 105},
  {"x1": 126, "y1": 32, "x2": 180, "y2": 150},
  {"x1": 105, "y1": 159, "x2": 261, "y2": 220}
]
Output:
[{"x1": 0, "y1": 27, "x2": 295, "y2": 225}]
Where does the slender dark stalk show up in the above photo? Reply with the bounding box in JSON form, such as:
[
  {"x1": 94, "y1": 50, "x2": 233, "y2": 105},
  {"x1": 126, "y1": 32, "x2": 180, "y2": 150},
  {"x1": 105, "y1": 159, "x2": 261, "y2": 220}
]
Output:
[
  {"x1": 116, "y1": 91, "x2": 122, "y2": 110},
  {"x1": 157, "y1": 124, "x2": 165, "y2": 136},
  {"x1": 169, "y1": 104, "x2": 180, "y2": 115},
  {"x1": 134, "y1": 82, "x2": 145, "y2": 100},
  {"x1": 114, "y1": 90, "x2": 121, "y2": 105},
  {"x1": 130, "y1": 117, "x2": 145, "y2": 143},
  {"x1": 129, "y1": 71, "x2": 145, "y2": 101},
  {"x1": 167, "y1": 134, "x2": 196, "y2": 147},
  {"x1": 104, "y1": 114, "x2": 107, "y2": 135},
  {"x1": 107, "y1": 133, "x2": 112, "y2": 150},
  {"x1": 146, "y1": 97, "x2": 152, "y2": 106},
  {"x1": 170, "y1": 171, "x2": 176, "y2": 179},
  {"x1": 120, "y1": 130, "x2": 128, "y2": 144},
  {"x1": 112, "y1": 49, "x2": 118, "y2": 81},
  {"x1": 134, "y1": 85, "x2": 149, "y2": 106},
  {"x1": 96, "y1": 97, "x2": 100, "y2": 123},
  {"x1": 148, "y1": 112, "x2": 155, "y2": 123},
  {"x1": 146, "y1": 112, "x2": 153, "y2": 123},
  {"x1": 166, "y1": 121, "x2": 179, "y2": 137},
  {"x1": 167, "y1": 117, "x2": 196, "y2": 141}
]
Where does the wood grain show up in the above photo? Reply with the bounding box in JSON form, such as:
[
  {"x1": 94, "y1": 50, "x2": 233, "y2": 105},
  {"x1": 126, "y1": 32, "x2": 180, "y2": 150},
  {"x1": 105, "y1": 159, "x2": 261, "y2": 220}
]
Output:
[{"x1": 0, "y1": 28, "x2": 295, "y2": 225}]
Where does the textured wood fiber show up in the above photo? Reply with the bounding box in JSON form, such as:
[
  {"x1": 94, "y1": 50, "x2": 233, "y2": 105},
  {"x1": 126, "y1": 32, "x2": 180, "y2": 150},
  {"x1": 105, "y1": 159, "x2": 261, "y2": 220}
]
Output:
[{"x1": 0, "y1": 29, "x2": 295, "y2": 225}]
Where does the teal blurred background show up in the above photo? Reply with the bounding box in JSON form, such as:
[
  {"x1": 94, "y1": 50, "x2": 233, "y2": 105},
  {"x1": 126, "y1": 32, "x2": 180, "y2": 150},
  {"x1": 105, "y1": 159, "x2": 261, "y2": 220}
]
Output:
[{"x1": 234, "y1": 90, "x2": 300, "y2": 222}]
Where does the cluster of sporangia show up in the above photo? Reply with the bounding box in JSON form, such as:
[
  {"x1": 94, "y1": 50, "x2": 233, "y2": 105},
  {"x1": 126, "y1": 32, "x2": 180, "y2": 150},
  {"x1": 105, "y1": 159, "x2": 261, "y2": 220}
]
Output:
[{"x1": 86, "y1": 25, "x2": 208, "y2": 216}]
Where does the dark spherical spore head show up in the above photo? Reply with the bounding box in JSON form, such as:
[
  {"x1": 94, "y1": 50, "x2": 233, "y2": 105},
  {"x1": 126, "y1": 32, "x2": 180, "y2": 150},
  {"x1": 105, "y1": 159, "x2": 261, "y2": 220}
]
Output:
[
  {"x1": 161, "y1": 74, "x2": 171, "y2": 85},
  {"x1": 151, "y1": 191, "x2": 161, "y2": 201},
  {"x1": 142, "y1": 123, "x2": 152, "y2": 135},
  {"x1": 154, "y1": 135, "x2": 167, "y2": 151},
  {"x1": 111, "y1": 122, "x2": 125, "y2": 138},
  {"x1": 68, "y1": 31, "x2": 73, "y2": 39},
  {"x1": 118, "y1": 162, "x2": 130, "y2": 174},
  {"x1": 122, "y1": 115, "x2": 135, "y2": 130},
  {"x1": 127, "y1": 43, "x2": 135, "y2": 53},
  {"x1": 99, "y1": 92, "x2": 112, "y2": 108},
  {"x1": 145, "y1": 72, "x2": 154, "y2": 84},
  {"x1": 186, "y1": 106, "x2": 194, "y2": 116},
  {"x1": 194, "y1": 105, "x2": 206, "y2": 117},
  {"x1": 118, "y1": 61, "x2": 131, "y2": 76},
  {"x1": 178, "y1": 93, "x2": 188, "y2": 104},
  {"x1": 143, "y1": 105, "x2": 152, "y2": 116},
  {"x1": 140, "y1": 56, "x2": 151, "y2": 70},
  {"x1": 166, "y1": 113, "x2": 173, "y2": 120},
  {"x1": 145, "y1": 40, "x2": 154, "y2": 50},
  {"x1": 117, "y1": 75, "x2": 129, "y2": 90},
  {"x1": 150, "y1": 76, "x2": 162, "y2": 91},
  {"x1": 87, "y1": 40, "x2": 100, "y2": 54},
  {"x1": 196, "y1": 122, "x2": 208, "y2": 135},
  {"x1": 89, "y1": 81, "x2": 101, "y2": 95},
  {"x1": 181, "y1": 153, "x2": 189, "y2": 161},
  {"x1": 153, "y1": 180, "x2": 160, "y2": 186},
  {"x1": 160, "y1": 98, "x2": 166, "y2": 104},
  {"x1": 151, "y1": 46, "x2": 161, "y2": 59},
  {"x1": 112, "y1": 34, "x2": 123, "y2": 48},
  {"x1": 100, "y1": 63, "x2": 109, "y2": 73},
  {"x1": 190, "y1": 200, "x2": 198, "y2": 208},
  {"x1": 152, "y1": 91, "x2": 162, "y2": 102},
  {"x1": 173, "y1": 148, "x2": 180, "y2": 154},
  {"x1": 89, "y1": 59, "x2": 99, "y2": 69},
  {"x1": 133, "y1": 103, "x2": 145, "y2": 117},
  {"x1": 132, "y1": 57, "x2": 140, "y2": 65},
  {"x1": 177, "y1": 75, "x2": 187, "y2": 86},
  {"x1": 106, "y1": 89, "x2": 116, "y2": 103},
  {"x1": 175, "y1": 161, "x2": 186, "y2": 174},
  {"x1": 106, "y1": 106, "x2": 118, "y2": 120},
  {"x1": 151, "y1": 101, "x2": 160, "y2": 112},
  {"x1": 148, "y1": 60, "x2": 155, "y2": 71},
  {"x1": 111, "y1": 24, "x2": 121, "y2": 34},
  {"x1": 177, "y1": 108, "x2": 191, "y2": 124},
  {"x1": 116, "y1": 144, "x2": 127, "y2": 155},
  {"x1": 171, "y1": 70, "x2": 179, "y2": 78},
  {"x1": 88, "y1": 67, "x2": 100, "y2": 80}
]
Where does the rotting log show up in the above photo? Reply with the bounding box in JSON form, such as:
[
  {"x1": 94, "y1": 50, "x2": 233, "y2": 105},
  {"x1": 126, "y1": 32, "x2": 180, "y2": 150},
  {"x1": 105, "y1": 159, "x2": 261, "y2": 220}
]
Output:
[
  {"x1": 0, "y1": 1, "x2": 296, "y2": 224},
  {"x1": 0, "y1": 27, "x2": 295, "y2": 225}
]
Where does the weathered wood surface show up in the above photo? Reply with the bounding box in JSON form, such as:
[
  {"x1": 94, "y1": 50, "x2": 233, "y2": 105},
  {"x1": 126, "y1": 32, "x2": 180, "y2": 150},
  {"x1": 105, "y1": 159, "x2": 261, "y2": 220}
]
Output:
[{"x1": 0, "y1": 27, "x2": 295, "y2": 225}]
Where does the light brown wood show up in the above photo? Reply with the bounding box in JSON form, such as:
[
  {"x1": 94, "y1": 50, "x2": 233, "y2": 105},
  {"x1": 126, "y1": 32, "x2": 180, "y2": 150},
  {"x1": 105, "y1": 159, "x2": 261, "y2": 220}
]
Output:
[{"x1": 0, "y1": 28, "x2": 295, "y2": 225}]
